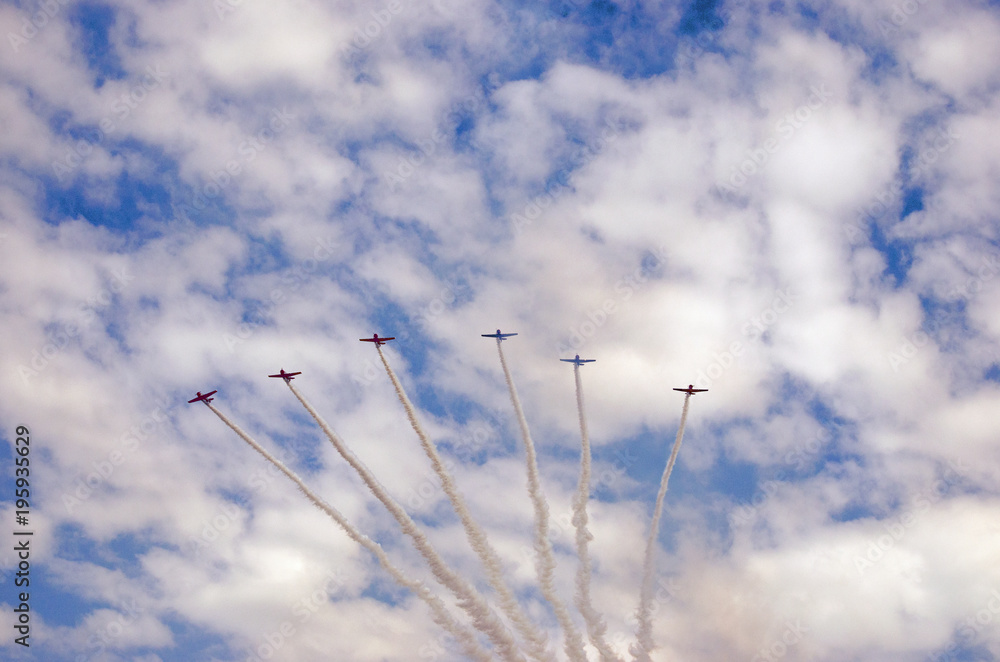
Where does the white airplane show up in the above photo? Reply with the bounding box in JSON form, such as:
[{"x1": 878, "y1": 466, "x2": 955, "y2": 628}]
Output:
[{"x1": 560, "y1": 355, "x2": 596, "y2": 366}]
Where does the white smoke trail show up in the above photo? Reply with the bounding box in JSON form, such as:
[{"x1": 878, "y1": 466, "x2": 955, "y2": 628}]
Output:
[
  {"x1": 629, "y1": 393, "x2": 691, "y2": 662},
  {"x1": 284, "y1": 380, "x2": 527, "y2": 662},
  {"x1": 495, "y1": 341, "x2": 590, "y2": 662},
  {"x1": 377, "y1": 347, "x2": 555, "y2": 662},
  {"x1": 570, "y1": 366, "x2": 622, "y2": 662},
  {"x1": 202, "y1": 402, "x2": 496, "y2": 662}
]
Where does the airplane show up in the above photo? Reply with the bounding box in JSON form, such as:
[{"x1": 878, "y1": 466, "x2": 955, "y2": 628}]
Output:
[
  {"x1": 481, "y1": 329, "x2": 518, "y2": 341},
  {"x1": 560, "y1": 354, "x2": 596, "y2": 366},
  {"x1": 188, "y1": 390, "x2": 217, "y2": 404},
  {"x1": 268, "y1": 369, "x2": 301, "y2": 382},
  {"x1": 359, "y1": 334, "x2": 395, "y2": 346},
  {"x1": 673, "y1": 384, "x2": 708, "y2": 395}
]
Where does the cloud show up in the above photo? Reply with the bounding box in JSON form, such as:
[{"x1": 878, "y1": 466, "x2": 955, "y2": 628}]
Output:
[{"x1": 2, "y1": 0, "x2": 1000, "y2": 659}]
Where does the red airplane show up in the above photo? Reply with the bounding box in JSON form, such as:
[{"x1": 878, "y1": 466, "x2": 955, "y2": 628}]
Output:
[
  {"x1": 359, "y1": 334, "x2": 395, "y2": 346},
  {"x1": 188, "y1": 390, "x2": 217, "y2": 404},
  {"x1": 268, "y1": 369, "x2": 301, "y2": 382},
  {"x1": 673, "y1": 384, "x2": 708, "y2": 395}
]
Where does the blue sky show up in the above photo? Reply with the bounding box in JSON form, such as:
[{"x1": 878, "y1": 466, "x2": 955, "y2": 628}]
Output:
[{"x1": 2, "y1": 0, "x2": 1000, "y2": 660}]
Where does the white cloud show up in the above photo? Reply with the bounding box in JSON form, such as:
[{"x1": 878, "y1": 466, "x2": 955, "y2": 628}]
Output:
[{"x1": 3, "y1": 0, "x2": 1000, "y2": 659}]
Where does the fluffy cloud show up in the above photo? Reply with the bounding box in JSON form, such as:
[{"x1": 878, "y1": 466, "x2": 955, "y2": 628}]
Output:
[{"x1": 1, "y1": 0, "x2": 999, "y2": 660}]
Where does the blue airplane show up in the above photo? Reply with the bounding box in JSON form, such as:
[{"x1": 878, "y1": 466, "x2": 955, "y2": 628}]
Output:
[
  {"x1": 560, "y1": 354, "x2": 596, "y2": 366},
  {"x1": 481, "y1": 329, "x2": 518, "y2": 341}
]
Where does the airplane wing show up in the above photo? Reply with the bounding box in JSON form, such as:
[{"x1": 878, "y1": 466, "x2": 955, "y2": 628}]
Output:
[
  {"x1": 482, "y1": 330, "x2": 518, "y2": 339},
  {"x1": 268, "y1": 371, "x2": 301, "y2": 380},
  {"x1": 360, "y1": 335, "x2": 395, "y2": 343},
  {"x1": 188, "y1": 390, "x2": 217, "y2": 403}
]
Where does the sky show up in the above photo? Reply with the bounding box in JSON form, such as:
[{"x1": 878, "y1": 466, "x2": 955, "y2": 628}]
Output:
[{"x1": 1, "y1": 0, "x2": 1000, "y2": 659}]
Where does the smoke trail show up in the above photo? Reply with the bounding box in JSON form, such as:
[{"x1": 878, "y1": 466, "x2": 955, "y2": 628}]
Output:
[
  {"x1": 495, "y1": 341, "x2": 589, "y2": 662},
  {"x1": 284, "y1": 381, "x2": 527, "y2": 662},
  {"x1": 202, "y1": 402, "x2": 496, "y2": 662},
  {"x1": 630, "y1": 394, "x2": 691, "y2": 662},
  {"x1": 377, "y1": 347, "x2": 555, "y2": 662},
  {"x1": 570, "y1": 366, "x2": 622, "y2": 662}
]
